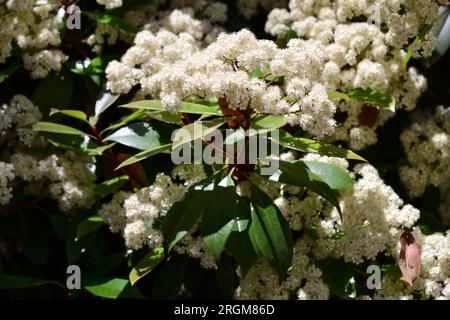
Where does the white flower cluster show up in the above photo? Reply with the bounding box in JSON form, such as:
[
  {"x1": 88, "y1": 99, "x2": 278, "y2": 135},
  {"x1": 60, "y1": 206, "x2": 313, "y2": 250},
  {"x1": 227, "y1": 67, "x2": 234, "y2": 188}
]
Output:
[
  {"x1": 266, "y1": 0, "x2": 439, "y2": 149},
  {"x1": 235, "y1": 154, "x2": 450, "y2": 299},
  {"x1": 106, "y1": 28, "x2": 337, "y2": 137},
  {"x1": 0, "y1": 95, "x2": 42, "y2": 146},
  {"x1": 399, "y1": 106, "x2": 450, "y2": 199},
  {"x1": 252, "y1": 154, "x2": 421, "y2": 264},
  {"x1": 88, "y1": 2, "x2": 227, "y2": 53},
  {"x1": 312, "y1": 162, "x2": 421, "y2": 264},
  {"x1": 99, "y1": 165, "x2": 206, "y2": 250},
  {"x1": 235, "y1": 238, "x2": 330, "y2": 300},
  {"x1": 0, "y1": 162, "x2": 15, "y2": 205},
  {"x1": 174, "y1": 224, "x2": 217, "y2": 269},
  {"x1": 9, "y1": 152, "x2": 96, "y2": 212},
  {"x1": 96, "y1": 0, "x2": 123, "y2": 10},
  {"x1": 0, "y1": 0, "x2": 67, "y2": 78}
]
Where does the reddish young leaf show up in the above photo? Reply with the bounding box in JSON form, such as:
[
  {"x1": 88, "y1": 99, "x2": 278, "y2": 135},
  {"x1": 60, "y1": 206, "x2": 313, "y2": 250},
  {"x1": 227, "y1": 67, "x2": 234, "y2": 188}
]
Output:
[
  {"x1": 399, "y1": 230, "x2": 421, "y2": 286},
  {"x1": 358, "y1": 105, "x2": 380, "y2": 128}
]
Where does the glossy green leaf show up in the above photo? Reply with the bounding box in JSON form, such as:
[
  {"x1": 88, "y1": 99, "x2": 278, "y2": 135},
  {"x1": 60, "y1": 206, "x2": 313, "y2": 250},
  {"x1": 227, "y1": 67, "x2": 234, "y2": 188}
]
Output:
[
  {"x1": 146, "y1": 111, "x2": 184, "y2": 126},
  {"x1": 105, "y1": 122, "x2": 170, "y2": 151},
  {"x1": 115, "y1": 144, "x2": 171, "y2": 170},
  {"x1": 270, "y1": 160, "x2": 343, "y2": 213},
  {"x1": 172, "y1": 119, "x2": 225, "y2": 149},
  {"x1": 302, "y1": 161, "x2": 355, "y2": 190},
  {"x1": 84, "y1": 12, "x2": 137, "y2": 33},
  {"x1": 0, "y1": 275, "x2": 61, "y2": 289},
  {"x1": 0, "y1": 60, "x2": 20, "y2": 83},
  {"x1": 76, "y1": 215, "x2": 105, "y2": 239},
  {"x1": 328, "y1": 91, "x2": 351, "y2": 101},
  {"x1": 129, "y1": 246, "x2": 165, "y2": 285},
  {"x1": 276, "y1": 136, "x2": 367, "y2": 162},
  {"x1": 92, "y1": 91, "x2": 119, "y2": 124},
  {"x1": 33, "y1": 122, "x2": 86, "y2": 136},
  {"x1": 316, "y1": 259, "x2": 356, "y2": 299},
  {"x1": 249, "y1": 185, "x2": 293, "y2": 278},
  {"x1": 151, "y1": 254, "x2": 188, "y2": 299},
  {"x1": 251, "y1": 115, "x2": 287, "y2": 129},
  {"x1": 162, "y1": 190, "x2": 207, "y2": 252},
  {"x1": 101, "y1": 109, "x2": 147, "y2": 135},
  {"x1": 45, "y1": 133, "x2": 113, "y2": 156},
  {"x1": 50, "y1": 109, "x2": 89, "y2": 124},
  {"x1": 31, "y1": 71, "x2": 73, "y2": 113},
  {"x1": 347, "y1": 88, "x2": 396, "y2": 112},
  {"x1": 120, "y1": 100, "x2": 223, "y2": 116},
  {"x1": 202, "y1": 185, "x2": 239, "y2": 260},
  {"x1": 85, "y1": 278, "x2": 129, "y2": 299},
  {"x1": 95, "y1": 175, "x2": 129, "y2": 197}
]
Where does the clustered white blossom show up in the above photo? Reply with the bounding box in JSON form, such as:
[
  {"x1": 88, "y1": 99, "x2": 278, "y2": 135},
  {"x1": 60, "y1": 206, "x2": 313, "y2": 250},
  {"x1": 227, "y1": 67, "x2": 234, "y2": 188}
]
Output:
[
  {"x1": 235, "y1": 238, "x2": 330, "y2": 300},
  {"x1": 266, "y1": 0, "x2": 440, "y2": 149},
  {"x1": 8, "y1": 152, "x2": 96, "y2": 212},
  {"x1": 96, "y1": 0, "x2": 123, "y2": 10},
  {"x1": 0, "y1": 0, "x2": 67, "y2": 78},
  {"x1": 107, "y1": 27, "x2": 337, "y2": 137},
  {"x1": 87, "y1": 2, "x2": 227, "y2": 54},
  {"x1": 234, "y1": 154, "x2": 448, "y2": 299},
  {"x1": 0, "y1": 162, "x2": 15, "y2": 205},
  {"x1": 0, "y1": 95, "x2": 42, "y2": 146},
  {"x1": 399, "y1": 106, "x2": 450, "y2": 199},
  {"x1": 99, "y1": 165, "x2": 206, "y2": 250}
]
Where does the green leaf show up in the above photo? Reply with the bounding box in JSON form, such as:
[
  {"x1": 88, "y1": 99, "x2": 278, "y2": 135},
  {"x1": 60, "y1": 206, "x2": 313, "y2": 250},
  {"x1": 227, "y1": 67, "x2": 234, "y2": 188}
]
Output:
[
  {"x1": 302, "y1": 161, "x2": 355, "y2": 190},
  {"x1": 145, "y1": 111, "x2": 184, "y2": 126},
  {"x1": 129, "y1": 246, "x2": 165, "y2": 285},
  {"x1": 347, "y1": 88, "x2": 396, "y2": 112},
  {"x1": 404, "y1": 24, "x2": 433, "y2": 65},
  {"x1": 105, "y1": 122, "x2": 171, "y2": 151},
  {"x1": 85, "y1": 278, "x2": 129, "y2": 299},
  {"x1": 50, "y1": 108, "x2": 89, "y2": 124},
  {"x1": 316, "y1": 259, "x2": 356, "y2": 299},
  {"x1": 95, "y1": 175, "x2": 129, "y2": 197},
  {"x1": 435, "y1": 13, "x2": 450, "y2": 60},
  {"x1": 251, "y1": 115, "x2": 287, "y2": 129},
  {"x1": 115, "y1": 144, "x2": 171, "y2": 170},
  {"x1": 381, "y1": 264, "x2": 402, "y2": 278},
  {"x1": 101, "y1": 109, "x2": 147, "y2": 134},
  {"x1": 270, "y1": 160, "x2": 343, "y2": 213},
  {"x1": 45, "y1": 133, "x2": 113, "y2": 156},
  {"x1": 21, "y1": 212, "x2": 49, "y2": 266},
  {"x1": 215, "y1": 254, "x2": 238, "y2": 299},
  {"x1": 276, "y1": 29, "x2": 298, "y2": 48},
  {"x1": 328, "y1": 91, "x2": 350, "y2": 101},
  {"x1": 32, "y1": 71, "x2": 74, "y2": 113},
  {"x1": 92, "y1": 91, "x2": 119, "y2": 124},
  {"x1": 151, "y1": 254, "x2": 188, "y2": 299},
  {"x1": 226, "y1": 229, "x2": 257, "y2": 276},
  {"x1": 0, "y1": 275, "x2": 61, "y2": 289},
  {"x1": 172, "y1": 118, "x2": 225, "y2": 149},
  {"x1": 0, "y1": 60, "x2": 21, "y2": 83},
  {"x1": 162, "y1": 190, "x2": 206, "y2": 252},
  {"x1": 248, "y1": 67, "x2": 266, "y2": 79},
  {"x1": 202, "y1": 184, "x2": 239, "y2": 260},
  {"x1": 276, "y1": 136, "x2": 367, "y2": 162},
  {"x1": 33, "y1": 122, "x2": 86, "y2": 136},
  {"x1": 76, "y1": 215, "x2": 105, "y2": 239},
  {"x1": 249, "y1": 185, "x2": 293, "y2": 278},
  {"x1": 84, "y1": 11, "x2": 137, "y2": 34},
  {"x1": 120, "y1": 100, "x2": 223, "y2": 116}
]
